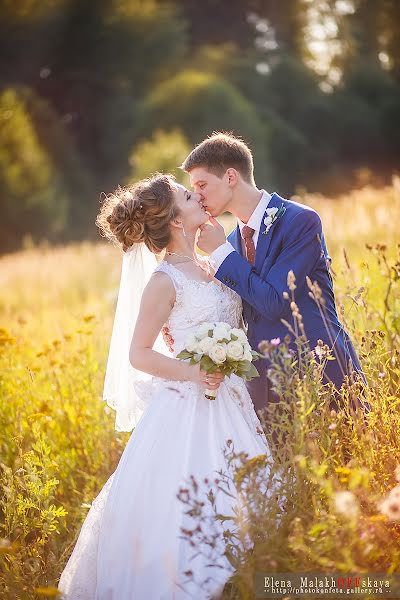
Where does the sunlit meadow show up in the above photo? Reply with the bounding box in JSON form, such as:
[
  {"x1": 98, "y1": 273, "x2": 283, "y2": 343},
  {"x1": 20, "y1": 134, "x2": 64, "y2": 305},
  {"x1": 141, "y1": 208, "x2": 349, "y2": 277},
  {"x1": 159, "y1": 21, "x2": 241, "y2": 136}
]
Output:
[{"x1": 1, "y1": 181, "x2": 399, "y2": 599}]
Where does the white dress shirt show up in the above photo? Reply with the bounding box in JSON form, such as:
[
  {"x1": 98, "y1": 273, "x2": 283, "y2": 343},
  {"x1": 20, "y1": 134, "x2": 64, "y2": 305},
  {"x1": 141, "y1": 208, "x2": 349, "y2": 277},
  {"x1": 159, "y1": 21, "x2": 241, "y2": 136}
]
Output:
[{"x1": 209, "y1": 189, "x2": 271, "y2": 271}]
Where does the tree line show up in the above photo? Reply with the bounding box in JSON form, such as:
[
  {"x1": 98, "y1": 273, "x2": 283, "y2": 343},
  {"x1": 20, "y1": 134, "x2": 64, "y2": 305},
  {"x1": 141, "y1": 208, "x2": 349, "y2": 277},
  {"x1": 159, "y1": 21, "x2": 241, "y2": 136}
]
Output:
[{"x1": 0, "y1": 0, "x2": 399, "y2": 252}]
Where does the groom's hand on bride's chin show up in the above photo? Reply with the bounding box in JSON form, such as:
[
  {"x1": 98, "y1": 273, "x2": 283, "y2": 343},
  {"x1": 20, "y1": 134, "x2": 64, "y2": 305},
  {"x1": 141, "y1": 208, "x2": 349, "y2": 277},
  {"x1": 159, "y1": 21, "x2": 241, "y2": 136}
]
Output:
[{"x1": 197, "y1": 216, "x2": 226, "y2": 254}]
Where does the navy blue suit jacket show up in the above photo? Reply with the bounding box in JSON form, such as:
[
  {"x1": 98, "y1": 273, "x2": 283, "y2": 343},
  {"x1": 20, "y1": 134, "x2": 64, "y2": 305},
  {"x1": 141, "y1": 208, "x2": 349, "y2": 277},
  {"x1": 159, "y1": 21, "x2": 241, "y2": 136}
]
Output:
[{"x1": 215, "y1": 193, "x2": 364, "y2": 411}]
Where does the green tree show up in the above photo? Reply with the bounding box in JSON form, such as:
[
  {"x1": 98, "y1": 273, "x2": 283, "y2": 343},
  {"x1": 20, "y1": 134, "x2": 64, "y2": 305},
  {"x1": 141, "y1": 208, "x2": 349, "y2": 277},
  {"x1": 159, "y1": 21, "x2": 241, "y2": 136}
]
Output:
[
  {"x1": 128, "y1": 129, "x2": 190, "y2": 184},
  {"x1": 14, "y1": 85, "x2": 94, "y2": 239},
  {"x1": 381, "y1": 0, "x2": 400, "y2": 80},
  {"x1": 142, "y1": 69, "x2": 271, "y2": 185},
  {"x1": 256, "y1": 0, "x2": 309, "y2": 61},
  {"x1": 0, "y1": 0, "x2": 188, "y2": 193},
  {"x1": 0, "y1": 88, "x2": 68, "y2": 251}
]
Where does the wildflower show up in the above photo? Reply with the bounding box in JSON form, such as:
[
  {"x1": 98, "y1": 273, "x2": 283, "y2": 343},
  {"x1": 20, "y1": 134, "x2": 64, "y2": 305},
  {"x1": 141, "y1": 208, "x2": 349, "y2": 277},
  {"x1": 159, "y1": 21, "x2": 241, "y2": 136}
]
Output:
[
  {"x1": 258, "y1": 340, "x2": 271, "y2": 355},
  {"x1": 334, "y1": 491, "x2": 359, "y2": 519},
  {"x1": 335, "y1": 467, "x2": 351, "y2": 475},
  {"x1": 307, "y1": 279, "x2": 326, "y2": 305},
  {"x1": 34, "y1": 587, "x2": 61, "y2": 597},
  {"x1": 368, "y1": 514, "x2": 386, "y2": 523},
  {"x1": 0, "y1": 328, "x2": 16, "y2": 345},
  {"x1": 314, "y1": 341, "x2": 331, "y2": 360},
  {"x1": 315, "y1": 345, "x2": 323, "y2": 359},
  {"x1": 0, "y1": 538, "x2": 14, "y2": 554},
  {"x1": 388, "y1": 485, "x2": 400, "y2": 500},
  {"x1": 270, "y1": 338, "x2": 281, "y2": 346},
  {"x1": 379, "y1": 492, "x2": 400, "y2": 521},
  {"x1": 287, "y1": 270, "x2": 296, "y2": 291},
  {"x1": 294, "y1": 455, "x2": 307, "y2": 468}
]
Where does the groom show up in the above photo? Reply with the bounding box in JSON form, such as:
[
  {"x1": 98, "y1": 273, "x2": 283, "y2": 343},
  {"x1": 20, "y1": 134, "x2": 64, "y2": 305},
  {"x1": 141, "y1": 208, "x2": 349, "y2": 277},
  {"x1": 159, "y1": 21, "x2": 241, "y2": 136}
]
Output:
[{"x1": 175, "y1": 132, "x2": 368, "y2": 417}]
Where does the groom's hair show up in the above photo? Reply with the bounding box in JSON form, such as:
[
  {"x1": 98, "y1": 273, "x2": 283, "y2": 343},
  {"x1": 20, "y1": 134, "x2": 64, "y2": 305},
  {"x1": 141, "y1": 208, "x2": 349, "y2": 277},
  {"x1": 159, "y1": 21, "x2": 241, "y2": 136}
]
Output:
[{"x1": 181, "y1": 132, "x2": 254, "y2": 184}]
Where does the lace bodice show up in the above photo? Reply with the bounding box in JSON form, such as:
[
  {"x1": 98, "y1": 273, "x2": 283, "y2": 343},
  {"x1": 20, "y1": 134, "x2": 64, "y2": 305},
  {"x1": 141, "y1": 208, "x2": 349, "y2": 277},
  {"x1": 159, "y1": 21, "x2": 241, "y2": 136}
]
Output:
[{"x1": 154, "y1": 261, "x2": 243, "y2": 357}]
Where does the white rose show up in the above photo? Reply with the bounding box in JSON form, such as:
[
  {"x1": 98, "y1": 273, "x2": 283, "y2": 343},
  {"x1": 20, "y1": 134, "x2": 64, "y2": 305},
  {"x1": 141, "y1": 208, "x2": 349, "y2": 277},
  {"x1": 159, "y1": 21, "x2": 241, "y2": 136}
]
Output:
[
  {"x1": 213, "y1": 323, "x2": 231, "y2": 342},
  {"x1": 196, "y1": 322, "x2": 214, "y2": 339},
  {"x1": 214, "y1": 321, "x2": 231, "y2": 331},
  {"x1": 264, "y1": 215, "x2": 273, "y2": 227},
  {"x1": 243, "y1": 349, "x2": 253, "y2": 362},
  {"x1": 266, "y1": 207, "x2": 278, "y2": 217},
  {"x1": 230, "y1": 328, "x2": 247, "y2": 342},
  {"x1": 198, "y1": 336, "x2": 215, "y2": 354},
  {"x1": 185, "y1": 333, "x2": 198, "y2": 353},
  {"x1": 209, "y1": 343, "x2": 227, "y2": 364},
  {"x1": 226, "y1": 341, "x2": 244, "y2": 361}
]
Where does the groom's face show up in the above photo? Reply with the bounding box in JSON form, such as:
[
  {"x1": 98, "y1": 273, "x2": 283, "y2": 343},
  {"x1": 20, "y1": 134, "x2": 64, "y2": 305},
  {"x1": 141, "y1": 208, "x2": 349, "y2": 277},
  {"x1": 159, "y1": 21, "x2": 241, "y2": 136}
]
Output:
[{"x1": 189, "y1": 167, "x2": 232, "y2": 217}]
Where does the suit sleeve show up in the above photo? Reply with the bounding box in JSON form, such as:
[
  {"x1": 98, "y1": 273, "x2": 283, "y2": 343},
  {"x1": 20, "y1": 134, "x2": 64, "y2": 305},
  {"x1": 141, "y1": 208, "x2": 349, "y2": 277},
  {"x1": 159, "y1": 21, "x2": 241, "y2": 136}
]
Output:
[{"x1": 215, "y1": 210, "x2": 323, "y2": 321}]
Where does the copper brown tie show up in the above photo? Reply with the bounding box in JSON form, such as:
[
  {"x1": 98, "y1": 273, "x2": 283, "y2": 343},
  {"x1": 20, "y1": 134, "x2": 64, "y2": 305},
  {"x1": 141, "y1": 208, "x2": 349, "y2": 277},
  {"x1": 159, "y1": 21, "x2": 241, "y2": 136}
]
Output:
[{"x1": 242, "y1": 225, "x2": 255, "y2": 265}]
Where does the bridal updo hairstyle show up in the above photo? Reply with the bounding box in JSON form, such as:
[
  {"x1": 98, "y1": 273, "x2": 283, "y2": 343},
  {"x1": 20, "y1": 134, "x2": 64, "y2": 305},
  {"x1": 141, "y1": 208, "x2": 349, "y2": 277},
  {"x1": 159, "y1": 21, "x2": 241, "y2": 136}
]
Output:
[{"x1": 96, "y1": 173, "x2": 180, "y2": 253}]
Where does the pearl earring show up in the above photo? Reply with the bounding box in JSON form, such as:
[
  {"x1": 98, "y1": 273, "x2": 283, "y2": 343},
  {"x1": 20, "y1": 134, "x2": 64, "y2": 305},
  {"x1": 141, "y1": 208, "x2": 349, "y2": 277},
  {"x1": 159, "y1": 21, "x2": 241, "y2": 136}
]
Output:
[{"x1": 182, "y1": 225, "x2": 187, "y2": 238}]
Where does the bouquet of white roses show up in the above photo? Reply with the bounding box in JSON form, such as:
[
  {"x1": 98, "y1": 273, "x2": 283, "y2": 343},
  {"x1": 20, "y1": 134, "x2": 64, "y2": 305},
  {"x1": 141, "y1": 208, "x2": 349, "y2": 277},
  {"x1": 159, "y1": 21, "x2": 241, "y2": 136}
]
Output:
[{"x1": 176, "y1": 321, "x2": 261, "y2": 400}]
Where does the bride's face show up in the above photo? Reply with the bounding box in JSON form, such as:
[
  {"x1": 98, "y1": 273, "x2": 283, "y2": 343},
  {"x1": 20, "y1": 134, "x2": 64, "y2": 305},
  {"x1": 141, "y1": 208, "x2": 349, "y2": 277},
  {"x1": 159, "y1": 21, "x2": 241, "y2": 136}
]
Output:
[{"x1": 173, "y1": 184, "x2": 209, "y2": 230}]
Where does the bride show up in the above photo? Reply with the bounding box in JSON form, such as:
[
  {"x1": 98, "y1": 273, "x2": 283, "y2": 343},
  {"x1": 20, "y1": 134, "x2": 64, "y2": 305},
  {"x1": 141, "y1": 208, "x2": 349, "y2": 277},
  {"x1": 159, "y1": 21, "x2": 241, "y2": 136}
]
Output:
[{"x1": 58, "y1": 173, "x2": 271, "y2": 599}]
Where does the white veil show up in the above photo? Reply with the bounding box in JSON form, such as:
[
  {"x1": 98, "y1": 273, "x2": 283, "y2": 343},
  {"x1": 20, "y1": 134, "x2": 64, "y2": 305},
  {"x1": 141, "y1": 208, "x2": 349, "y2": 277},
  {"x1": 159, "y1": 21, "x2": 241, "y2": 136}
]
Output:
[{"x1": 102, "y1": 243, "x2": 168, "y2": 432}]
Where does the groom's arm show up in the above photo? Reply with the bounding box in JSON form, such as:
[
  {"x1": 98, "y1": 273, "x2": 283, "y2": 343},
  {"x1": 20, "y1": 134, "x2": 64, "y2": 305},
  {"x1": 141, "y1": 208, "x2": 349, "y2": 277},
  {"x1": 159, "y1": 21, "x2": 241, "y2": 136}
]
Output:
[{"x1": 215, "y1": 210, "x2": 324, "y2": 321}]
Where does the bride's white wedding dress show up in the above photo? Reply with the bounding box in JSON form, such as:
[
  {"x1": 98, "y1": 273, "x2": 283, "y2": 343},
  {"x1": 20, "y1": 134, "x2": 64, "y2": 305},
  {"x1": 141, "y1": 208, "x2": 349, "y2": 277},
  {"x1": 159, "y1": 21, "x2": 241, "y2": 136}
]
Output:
[{"x1": 58, "y1": 261, "x2": 271, "y2": 600}]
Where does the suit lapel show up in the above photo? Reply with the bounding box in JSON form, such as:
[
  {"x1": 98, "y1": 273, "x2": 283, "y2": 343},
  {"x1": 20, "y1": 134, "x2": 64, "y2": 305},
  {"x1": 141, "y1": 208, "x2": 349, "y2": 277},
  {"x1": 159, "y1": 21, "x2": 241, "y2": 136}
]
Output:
[
  {"x1": 254, "y1": 193, "x2": 285, "y2": 272},
  {"x1": 229, "y1": 224, "x2": 243, "y2": 256}
]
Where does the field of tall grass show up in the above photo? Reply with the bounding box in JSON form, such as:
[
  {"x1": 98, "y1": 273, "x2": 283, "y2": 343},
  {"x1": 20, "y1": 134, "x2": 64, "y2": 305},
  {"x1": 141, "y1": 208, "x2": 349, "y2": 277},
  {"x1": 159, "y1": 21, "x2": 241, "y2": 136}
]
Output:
[{"x1": 1, "y1": 180, "x2": 399, "y2": 599}]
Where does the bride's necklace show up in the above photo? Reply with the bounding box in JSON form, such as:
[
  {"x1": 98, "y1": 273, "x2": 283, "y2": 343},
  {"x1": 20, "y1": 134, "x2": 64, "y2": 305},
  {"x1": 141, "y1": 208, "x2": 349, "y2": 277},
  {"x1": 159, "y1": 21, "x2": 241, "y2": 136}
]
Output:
[
  {"x1": 165, "y1": 251, "x2": 213, "y2": 277},
  {"x1": 165, "y1": 251, "x2": 197, "y2": 264}
]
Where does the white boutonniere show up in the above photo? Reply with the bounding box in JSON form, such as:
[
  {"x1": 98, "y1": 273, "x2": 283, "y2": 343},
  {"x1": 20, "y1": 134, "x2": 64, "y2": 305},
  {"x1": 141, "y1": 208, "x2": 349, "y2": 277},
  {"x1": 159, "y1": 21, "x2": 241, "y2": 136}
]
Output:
[{"x1": 262, "y1": 203, "x2": 286, "y2": 235}]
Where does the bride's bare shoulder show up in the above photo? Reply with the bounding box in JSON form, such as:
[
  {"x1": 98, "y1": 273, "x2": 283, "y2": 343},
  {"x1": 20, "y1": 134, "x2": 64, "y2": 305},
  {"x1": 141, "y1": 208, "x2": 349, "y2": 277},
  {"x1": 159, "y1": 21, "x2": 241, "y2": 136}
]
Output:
[{"x1": 141, "y1": 269, "x2": 175, "y2": 306}]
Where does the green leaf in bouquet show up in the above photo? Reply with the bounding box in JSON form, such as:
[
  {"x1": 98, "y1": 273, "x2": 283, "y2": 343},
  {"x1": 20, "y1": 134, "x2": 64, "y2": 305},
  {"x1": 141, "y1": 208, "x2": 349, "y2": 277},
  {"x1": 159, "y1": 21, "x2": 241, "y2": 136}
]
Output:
[
  {"x1": 239, "y1": 360, "x2": 252, "y2": 372},
  {"x1": 248, "y1": 363, "x2": 260, "y2": 378},
  {"x1": 176, "y1": 350, "x2": 192, "y2": 360},
  {"x1": 193, "y1": 353, "x2": 202, "y2": 363},
  {"x1": 200, "y1": 355, "x2": 215, "y2": 371}
]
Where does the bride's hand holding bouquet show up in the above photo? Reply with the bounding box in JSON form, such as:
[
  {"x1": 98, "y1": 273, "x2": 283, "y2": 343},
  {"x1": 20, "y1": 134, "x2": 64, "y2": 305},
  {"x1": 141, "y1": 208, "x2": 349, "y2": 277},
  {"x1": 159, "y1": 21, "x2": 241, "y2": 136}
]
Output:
[{"x1": 177, "y1": 321, "x2": 261, "y2": 400}]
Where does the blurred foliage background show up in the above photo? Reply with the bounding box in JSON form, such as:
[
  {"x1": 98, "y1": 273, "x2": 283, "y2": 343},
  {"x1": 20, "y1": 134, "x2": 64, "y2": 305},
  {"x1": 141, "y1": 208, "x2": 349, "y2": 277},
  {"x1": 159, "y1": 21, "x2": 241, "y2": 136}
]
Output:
[
  {"x1": 0, "y1": 0, "x2": 399, "y2": 253},
  {"x1": 1, "y1": 3, "x2": 400, "y2": 596}
]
